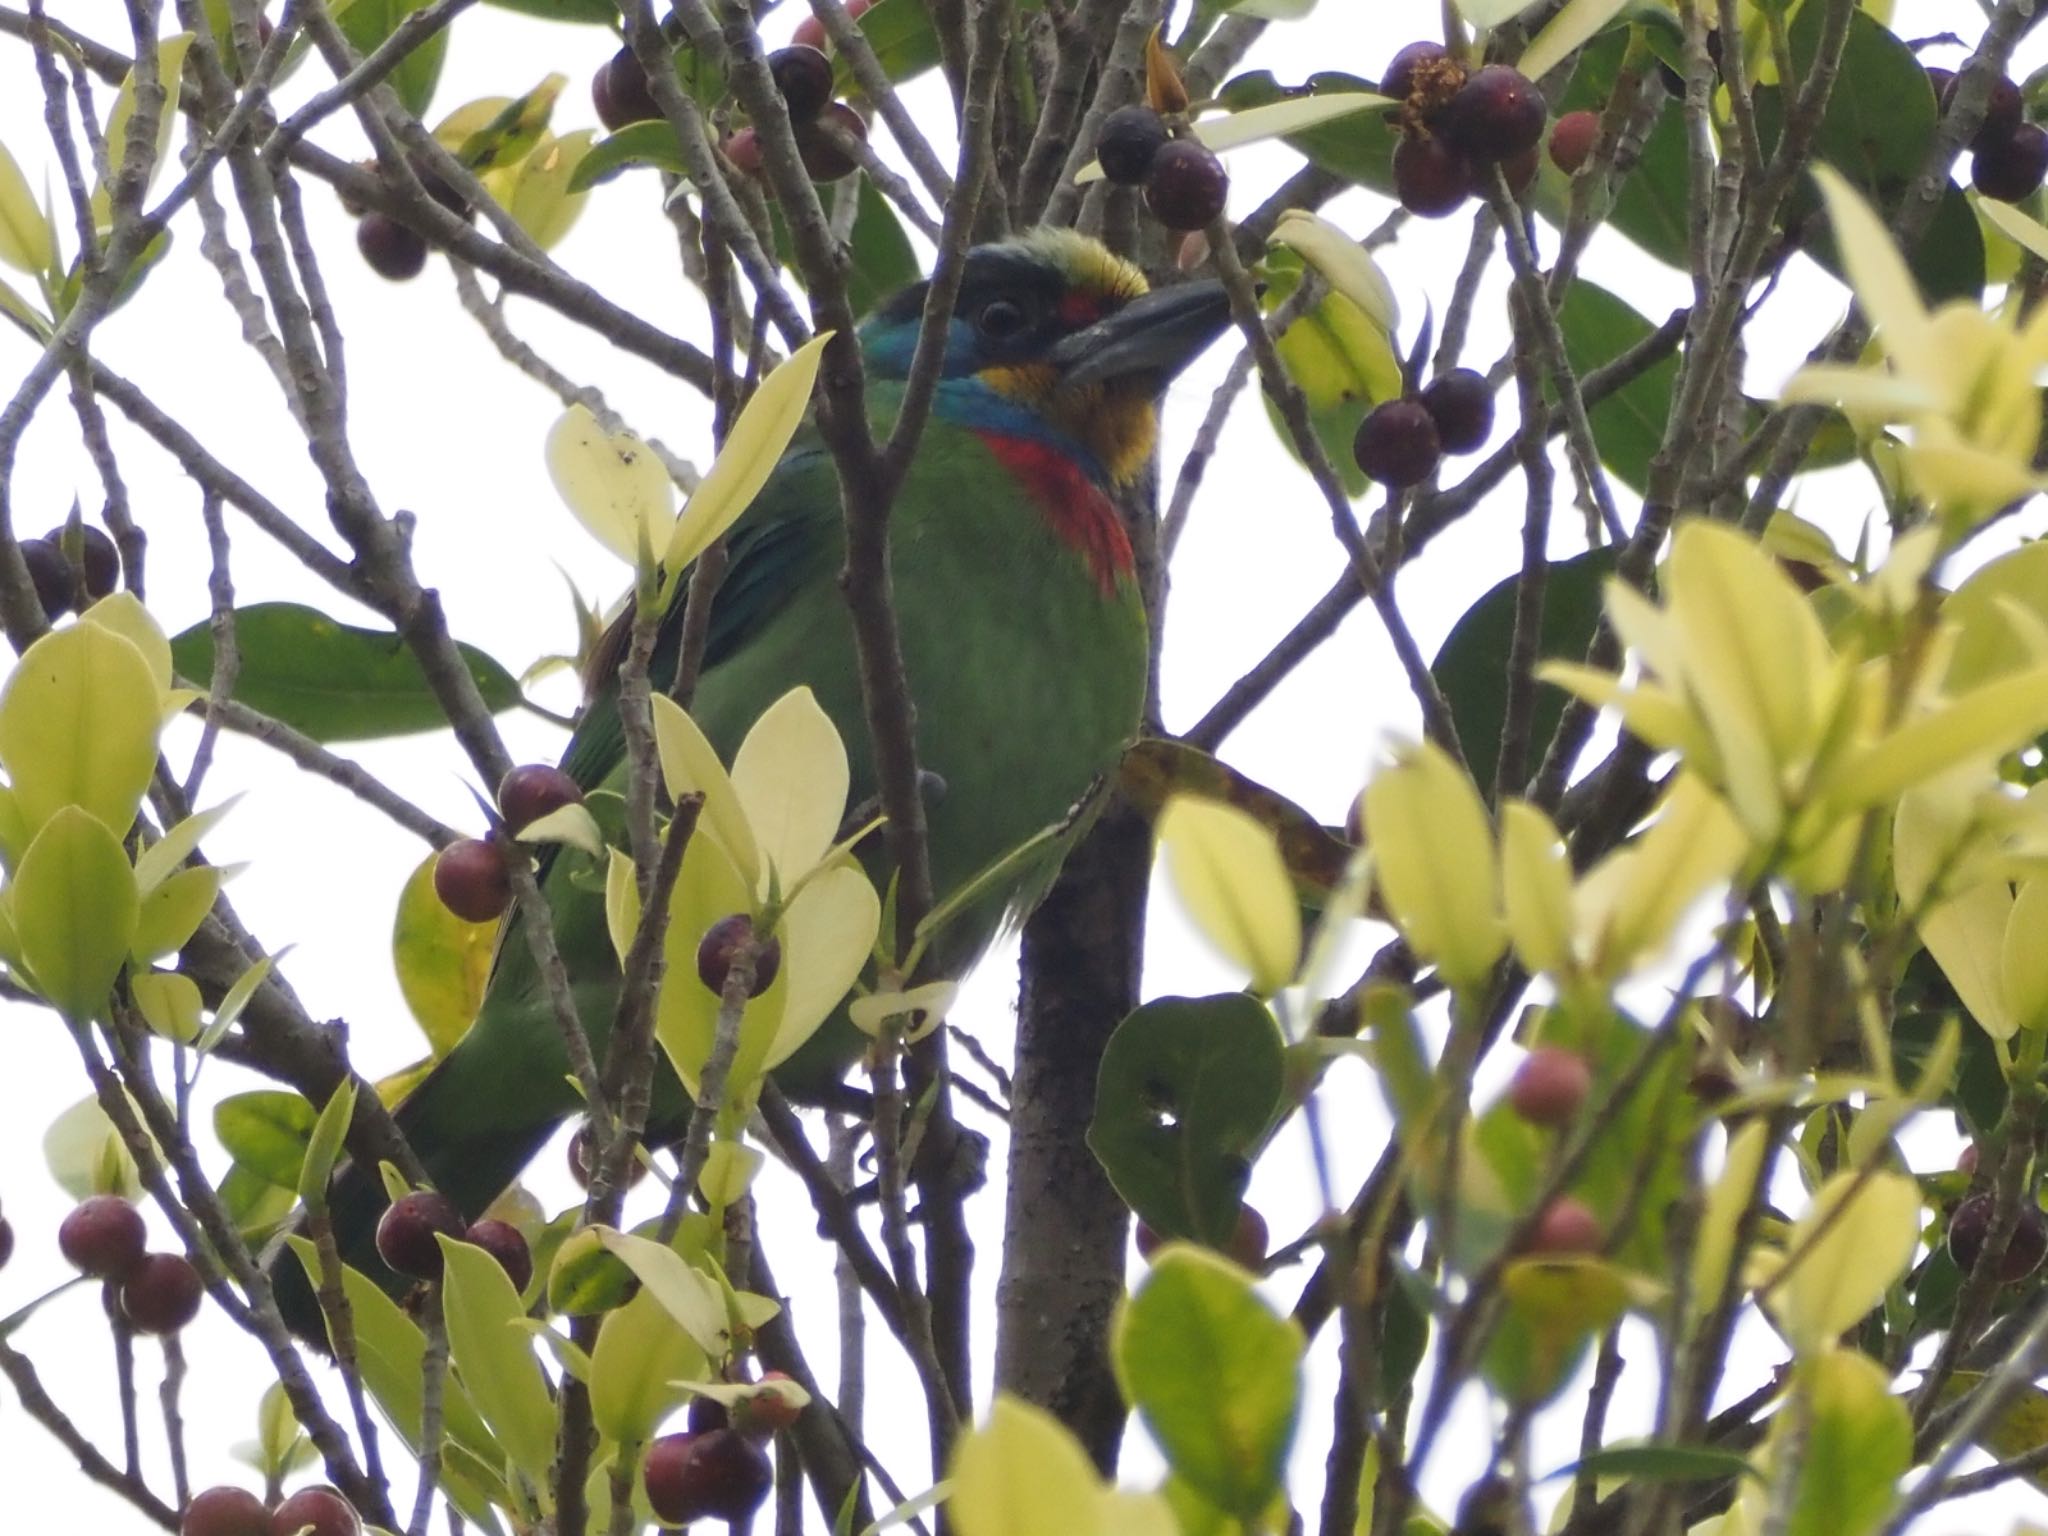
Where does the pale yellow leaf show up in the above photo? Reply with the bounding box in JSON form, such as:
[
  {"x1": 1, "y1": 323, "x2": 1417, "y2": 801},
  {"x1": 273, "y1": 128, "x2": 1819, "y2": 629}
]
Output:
[
  {"x1": 1269, "y1": 210, "x2": 1397, "y2": 332},
  {"x1": 1828, "y1": 664, "x2": 2048, "y2": 809},
  {"x1": 848, "y1": 978, "x2": 955, "y2": 1043},
  {"x1": 131, "y1": 969, "x2": 203, "y2": 1043},
  {"x1": 1578, "y1": 774, "x2": 1745, "y2": 982},
  {"x1": 134, "y1": 796, "x2": 239, "y2": 897},
  {"x1": 1158, "y1": 794, "x2": 1302, "y2": 994},
  {"x1": 1810, "y1": 165, "x2": 1935, "y2": 386},
  {"x1": 590, "y1": 1227, "x2": 730, "y2": 1355},
  {"x1": 1774, "y1": 1169, "x2": 1921, "y2": 1353},
  {"x1": 546, "y1": 403, "x2": 676, "y2": 566},
  {"x1": 949, "y1": 1396, "x2": 1106, "y2": 1536},
  {"x1": 91, "y1": 34, "x2": 194, "y2": 229},
  {"x1": 603, "y1": 848, "x2": 639, "y2": 968},
  {"x1": 2003, "y1": 877, "x2": 2048, "y2": 1032},
  {"x1": 1778, "y1": 364, "x2": 1937, "y2": 418},
  {"x1": 1361, "y1": 741, "x2": 1501, "y2": 992},
  {"x1": 79, "y1": 593, "x2": 171, "y2": 694},
  {"x1": 1691, "y1": 1119, "x2": 1771, "y2": 1320},
  {"x1": 650, "y1": 694, "x2": 759, "y2": 887},
  {"x1": 698, "y1": 1140, "x2": 764, "y2": 1204},
  {"x1": 730, "y1": 686, "x2": 848, "y2": 893},
  {"x1": 513, "y1": 801, "x2": 604, "y2": 858},
  {"x1": 1498, "y1": 800, "x2": 1574, "y2": 978},
  {"x1": 0, "y1": 619, "x2": 164, "y2": 842},
  {"x1": 1976, "y1": 192, "x2": 2048, "y2": 267},
  {"x1": 663, "y1": 332, "x2": 833, "y2": 576},
  {"x1": 1518, "y1": 0, "x2": 1634, "y2": 86},
  {"x1": 0, "y1": 139, "x2": 52, "y2": 275},
  {"x1": 767, "y1": 865, "x2": 880, "y2": 1068}
]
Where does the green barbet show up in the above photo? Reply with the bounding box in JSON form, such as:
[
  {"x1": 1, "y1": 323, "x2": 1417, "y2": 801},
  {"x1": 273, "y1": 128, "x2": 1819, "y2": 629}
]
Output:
[{"x1": 280, "y1": 232, "x2": 1230, "y2": 1336}]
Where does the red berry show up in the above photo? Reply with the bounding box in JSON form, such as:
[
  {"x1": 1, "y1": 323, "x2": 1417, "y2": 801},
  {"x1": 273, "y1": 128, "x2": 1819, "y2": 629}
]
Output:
[
  {"x1": 569, "y1": 1121, "x2": 649, "y2": 1191},
  {"x1": 1959, "y1": 1143, "x2": 1981, "y2": 1178},
  {"x1": 1227, "y1": 1205, "x2": 1269, "y2": 1269},
  {"x1": 795, "y1": 101, "x2": 867, "y2": 181},
  {"x1": 1352, "y1": 398, "x2": 1442, "y2": 486},
  {"x1": 1549, "y1": 109, "x2": 1599, "y2": 174},
  {"x1": 597, "y1": 46, "x2": 662, "y2": 131},
  {"x1": 696, "y1": 914, "x2": 782, "y2": 998},
  {"x1": 179, "y1": 1486, "x2": 271, "y2": 1536},
  {"x1": 1392, "y1": 133, "x2": 1472, "y2": 217},
  {"x1": 724, "y1": 127, "x2": 765, "y2": 175},
  {"x1": 496, "y1": 764, "x2": 584, "y2": 834},
  {"x1": 375, "y1": 1191, "x2": 466, "y2": 1281},
  {"x1": 1973, "y1": 121, "x2": 2048, "y2": 203},
  {"x1": 1508, "y1": 1048, "x2": 1593, "y2": 1128},
  {"x1": 733, "y1": 1371, "x2": 804, "y2": 1437},
  {"x1": 1525, "y1": 1198, "x2": 1601, "y2": 1256},
  {"x1": 1382, "y1": 40, "x2": 1454, "y2": 104},
  {"x1": 1098, "y1": 104, "x2": 1170, "y2": 186},
  {"x1": 271, "y1": 1485, "x2": 362, "y2": 1536},
  {"x1": 434, "y1": 838, "x2": 511, "y2": 923},
  {"x1": 121, "y1": 1252, "x2": 205, "y2": 1333},
  {"x1": 644, "y1": 1428, "x2": 774, "y2": 1524},
  {"x1": 769, "y1": 45, "x2": 834, "y2": 122},
  {"x1": 1419, "y1": 367, "x2": 1495, "y2": 454},
  {"x1": 1949, "y1": 1193, "x2": 2048, "y2": 1280},
  {"x1": 59, "y1": 1195, "x2": 148, "y2": 1281},
  {"x1": 21, "y1": 536, "x2": 75, "y2": 619},
  {"x1": 1440, "y1": 65, "x2": 1546, "y2": 164},
  {"x1": 1143, "y1": 139, "x2": 1230, "y2": 230},
  {"x1": 356, "y1": 214, "x2": 427, "y2": 281},
  {"x1": 463, "y1": 1219, "x2": 533, "y2": 1294}
]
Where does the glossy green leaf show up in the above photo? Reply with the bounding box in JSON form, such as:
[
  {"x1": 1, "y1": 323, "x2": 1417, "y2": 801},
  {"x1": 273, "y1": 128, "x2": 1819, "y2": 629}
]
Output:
[
  {"x1": 1555, "y1": 281, "x2": 1677, "y2": 495},
  {"x1": 12, "y1": 807, "x2": 138, "y2": 1021},
  {"x1": 480, "y1": 0, "x2": 619, "y2": 20},
  {"x1": 844, "y1": 175, "x2": 919, "y2": 315},
  {"x1": 333, "y1": 0, "x2": 447, "y2": 117},
  {"x1": 168, "y1": 603, "x2": 521, "y2": 743},
  {"x1": 439, "y1": 1235, "x2": 558, "y2": 1484},
  {"x1": 1481, "y1": 1256, "x2": 1628, "y2": 1405},
  {"x1": 299, "y1": 1079, "x2": 358, "y2": 1211},
  {"x1": 1113, "y1": 1247, "x2": 1302, "y2": 1518},
  {"x1": 1429, "y1": 548, "x2": 1616, "y2": 802},
  {"x1": 1556, "y1": 1444, "x2": 1761, "y2": 1486},
  {"x1": 131, "y1": 864, "x2": 219, "y2": 962},
  {"x1": 392, "y1": 850, "x2": 497, "y2": 1057},
  {"x1": 0, "y1": 619, "x2": 163, "y2": 840},
  {"x1": 568, "y1": 121, "x2": 687, "y2": 192},
  {"x1": 214, "y1": 1090, "x2": 317, "y2": 1190},
  {"x1": 131, "y1": 969, "x2": 204, "y2": 1043},
  {"x1": 1088, "y1": 995, "x2": 1284, "y2": 1246},
  {"x1": 589, "y1": 1283, "x2": 709, "y2": 1446},
  {"x1": 833, "y1": 0, "x2": 942, "y2": 93}
]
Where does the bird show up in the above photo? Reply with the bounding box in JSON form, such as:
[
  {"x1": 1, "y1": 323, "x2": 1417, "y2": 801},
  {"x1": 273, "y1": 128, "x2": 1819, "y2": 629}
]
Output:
[{"x1": 274, "y1": 229, "x2": 1232, "y2": 1341}]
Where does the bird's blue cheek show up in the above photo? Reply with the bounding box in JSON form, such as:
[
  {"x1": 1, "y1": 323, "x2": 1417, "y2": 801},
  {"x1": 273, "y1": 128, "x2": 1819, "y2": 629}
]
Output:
[{"x1": 859, "y1": 316, "x2": 982, "y2": 379}]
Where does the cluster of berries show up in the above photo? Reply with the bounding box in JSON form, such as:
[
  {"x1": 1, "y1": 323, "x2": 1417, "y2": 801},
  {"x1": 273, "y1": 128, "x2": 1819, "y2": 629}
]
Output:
[
  {"x1": 19, "y1": 521, "x2": 118, "y2": 621},
  {"x1": 1947, "y1": 1143, "x2": 2048, "y2": 1280},
  {"x1": 181, "y1": 1485, "x2": 360, "y2": 1536},
  {"x1": 1506, "y1": 1047, "x2": 1603, "y2": 1256},
  {"x1": 374, "y1": 1188, "x2": 534, "y2": 1289},
  {"x1": 1927, "y1": 66, "x2": 2048, "y2": 203},
  {"x1": 354, "y1": 163, "x2": 471, "y2": 283},
  {"x1": 596, "y1": 29, "x2": 871, "y2": 184},
  {"x1": 1095, "y1": 104, "x2": 1232, "y2": 231},
  {"x1": 1351, "y1": 367, "x2": 1495, "y2": 488},
  {"x1": 1383, "y1": 43, "x2": 1547, "y2": 218},
  {"x1": 58, "y1": 1194, "x2": 208, "y2": 1332},
  {"x1": 642, "y1": 1380, "x2": 802, "y2": 1525}
]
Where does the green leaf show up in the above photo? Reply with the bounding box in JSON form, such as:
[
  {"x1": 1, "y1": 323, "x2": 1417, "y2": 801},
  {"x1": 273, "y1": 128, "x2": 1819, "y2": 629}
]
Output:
[
  {"x1": 12, "y1": 807, "x2": 138, "y2": 1021},
  {"x1": 0, "y1": 619, "x2": 164, "y2": 841},
  {"x1": 589, "y1": 1283, "x2": 709, "y2": 1446},
  {"x1": 214, "y1": 1090, "x2": 317, "y2": 1190},
  {"x1": 1555, "y1": 1444, "x2": 1761, "y2": 1486},
  {"x1": 284, "y1": 1239, "x2": 509, "y2": 1530},
  {"x1": 438, "y1": 1235, "x2": 559, "y2": 1485},
  {"x1": 131, "y1": 864, "x2": 219, "y2": 962},
  {"x1": 168, "y1": 603, "x2": 522, "y2": 742},
  {"x1": 567, "y1": 121, "x2": 687, "y2": 191},
  {"x1": 392, "y1": 850, "x2": 497, "y2": 1057},
  {"x1": 591, "y1": 1226, "x2": 732, "y2": 1355},
  {"x1": 131, "y1": 970, "x2": 204, "y2": 1043},
  {"x1": 1259, "y1": 250, "x2": 1401, "y2": 499},
  {"x1": 1429, "y1": 548, "x2": 1616, "y2": 803},
  {"x1": 833, "y1": 0, "x2": 942, "y2": 93},
  {"x1": 1089, "y1": 995, "x2": 1284, "y2": 1246},
  {"x1": 1113, "y1": 1248, "x2": 1302, "y2": 1518},
  {"x1": 1481, "y1": 1256, "x2": 1628, "y2": 1405},
  {"x1": 1785, "y1": 1350, "x2": 1909, "y2": 1536},
  {"x1": 844, "y1": 175, "x2": 919, "y2": 315},
  {"x1": 42, "y1": 1094, "x2": 141, "y2": 1201},
  {"x1": 480, "y1": 0, "x2": 619, "y2": 20},
  {"x1": 1555, "y1": 282, "x2": 1677, "y2": 495},
  {"x1": 333, "y1": 0, "x2": 447, "y2": 117},
  {"x1": 298, "y1": 1079, "x2": 358, "y2": 1211},
  {"x1": 0, "y1": 139, "x2": 54, "y2": 275}
]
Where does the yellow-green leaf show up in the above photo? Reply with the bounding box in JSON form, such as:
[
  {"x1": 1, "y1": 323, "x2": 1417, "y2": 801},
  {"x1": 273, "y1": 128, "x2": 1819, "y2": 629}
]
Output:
[
  {"x1": 0, "y1": 139, "x2": 53, "y2": 275},
  {"x1": 91, "y1": 34, "x2": 195, "y2": 229},
  {"x1": 1498, "y1": 800, "x2": 1573, "y2": 978},
  {"x1": 0, "y1": 620, "x2": 165, "y2": 842},
  {"x1": 1158, "y1": 795, "x2": 1302, "y2": 995},
  {"x1": 438, "y1": 1235, "x2": 558, "y2": 1483},
  {"x1": 392, "y1": 851, "x2": 498, "y2": 1058},
  {"x1": 131, "y1": 863, "x2": 218, "y2": 962},
  {"x1": 650, "y1": 694, "x2": 760, "y2": 888},
  {"x1": 80, "y1": 593, "x2": 172, "y2": 694},
  {"x1": 1267, "y1": 210, "x2": 1396, "y2": 333},
  {"x1": 1785, "y1": 1348, "x2": 1910, "y2": 1536},
  {"x1": 590, "y1": 1227, "x2": 730, "y2": 1355},
  {"x1": 1518, "y1": 0, "x2": 1633, "y2": 90},
  {"x1": 1809, "y1": 165, "x2": 1935, "y2": 387},
  {"x1": 1828, "y1": 664, "x2": 2048, "y2": 809},
  {"x1": 663, "y1": 332, "x2": 833, "y2": 577},
  {"x1": 131, "y1": 969, "x2": 203, "y2": 1043},
  {"x1": 546, "y1": 403, "x2": 677, "y2": 567},
  {"x1": 298, "y1": 1078, "x2": 358, "y2": 1211},
  {"x1": 590, "y1": 1283, "x2": 708, "y2": 1447},
  {"x1": 1770, "y1": 1169, "x2": 1921, "y2": 1353},
  {"x1": 769, "y1": 864, "x2": 882, "y2": 1067},
  {"x1": 502, "y1": 129, "x2": 594, "y2": 251},
  {"x1": 13, "y1": 806, "x2": 138, "y2": 1020},
  {"x1": 42, "y1": 1093, "x2": 141, "y2": 1201},
  {"x1": 949, "y1": 1396, "x2": 1108, "y2": 1536},
  {"x1": 134, "y1": 795, "x2": 239, "y2": 897},
  {"x1": 1362, "y1": 741, "x2": 1502, "y2": 992},
  {"x1": 729, "y1": 686, "x2": 848, "y2": 891},
  {"x1": 2005, "y1": 878, "x2": 2048, "y2": 1031}
]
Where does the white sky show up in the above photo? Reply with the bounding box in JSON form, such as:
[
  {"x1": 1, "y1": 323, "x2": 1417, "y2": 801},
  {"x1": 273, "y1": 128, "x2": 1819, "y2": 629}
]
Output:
[{"x1": 2, "y1": 0, "x2": 2043, "y2": 1531}]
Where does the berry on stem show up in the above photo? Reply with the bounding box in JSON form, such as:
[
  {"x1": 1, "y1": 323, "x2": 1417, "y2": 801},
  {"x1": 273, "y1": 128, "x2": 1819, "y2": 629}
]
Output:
[
  {"x1": 356, "y1": 215, "x2": 428, "y2": 282},
  {"x1": 697, "y1": 914, "x2": 782, "y2": 998},
  {"x1": 596, "y1": 45, "x2": 662, "y2": 131},
  {"x1": 464, "y1": 1218, "x2": 534, "y2": 1294},
  {"x1": 1949, "y1": 1193, "x2": 2048, "y2": 1280},
  {"x1": 687, "y1": 1393, "x2": 732, "y2": 1435},
  {"x1": 1097, "y1": 104, "x2": 1169, "y2": 185},
  {"x1": 732, "y1": 1371, "x2": 804, "y2": 1436},
  {"x1": 1227, "y1": 1205, "x2": 1269, "y2": 1269},
  {"x1": 1143, "y1": 139, "x2": 1230, "y2": 230},
  {"x1": 1525, "y1": 1197, "x2": 1602, "y2": 1256},
  {"x1": 1382, "y1": 40, "x2": 1455, "y2": 106},
  {"x1": 769, "y1": 45, "x2": 834, "y2": 122},
  {"x1": 434, "y1": 838, "x2": 512, "y2": 923},
  {"x1": 496, "y1": 764, "x2": 584, "y2": 834},
  {"x1": 1973, "y1": 121, "x2": 2048, "y2": 202},
  {"x1": 569, "y1": 1121, "x2": 650, "y2": 1190},
  {"x1": 795, "y1": 101, "x2": 867, "y2": 180},
  {"x1": 376, "y1": 1190, "x2": 467, "y2": 1281},
  {"x1": 59, "y1": 1194, "x2": 149, "y2": 1281},
  {"x1": 1420, "y1": 367, "x2": 1495, "y2": 454},
  {"x1": 22, "y1": 536, "x2": 74, "y2": 619},
  {"x1": 1392, "y1": 133, "x2": 1471, "y2": 217},
  {"x1": 1549, "y1": 109, "x2": 1599, "y2": 174},
  {"x1": 792, "y1": 0, "x2": 872, "y2": 54},
  {"x1": 272, "y1": 1485, "x2": 363, "y2": 1536},
  {"x1": 1440, "y1": 65, "x2": 1546, "y2": 164},
  {"x1": 121, "y1": 1252, "x2": 205, "y2": 1333},
  {"x1": 1507, "y1": 1048, "x2": 1593, "y2": 1128},
  {"x1": 51, "y1": 525, "x2": 119, "y2": 600},
  {"x1": 178, "y1": 1486, "x2": 271, "y2": 1536},
  {"x1": 644, "y1": 1428, "x2": 774, "y2": 1524},
  {"x1": 1352, "y1": 399, "x2": 1442, "y2": 486}
]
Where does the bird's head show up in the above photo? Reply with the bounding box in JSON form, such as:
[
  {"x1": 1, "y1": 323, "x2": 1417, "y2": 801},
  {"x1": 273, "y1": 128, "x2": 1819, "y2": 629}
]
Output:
[{"x1": 857, "y1": 229, "x2": 1233, "y2": 488}]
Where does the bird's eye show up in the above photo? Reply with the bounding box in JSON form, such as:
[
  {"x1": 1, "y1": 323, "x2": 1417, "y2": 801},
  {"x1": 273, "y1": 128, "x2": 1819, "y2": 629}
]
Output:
[{"x1": 976, "y1": 298, "x2": 1030, "y2": 339}]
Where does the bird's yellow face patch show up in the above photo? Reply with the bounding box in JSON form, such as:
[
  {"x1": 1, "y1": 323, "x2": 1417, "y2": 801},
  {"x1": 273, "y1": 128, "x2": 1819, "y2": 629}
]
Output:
[{"x1": 976, "y1": 365, "x2": 1158, "y2": 489}]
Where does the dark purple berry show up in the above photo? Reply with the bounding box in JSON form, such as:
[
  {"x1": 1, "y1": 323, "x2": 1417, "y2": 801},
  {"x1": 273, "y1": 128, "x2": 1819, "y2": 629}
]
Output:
[
  {"x1": 178, "y1": 1486, "x2": 271, "y2": 1536},
  {"x1": 1440, "y1": 65, "x2": 1546, "y2": 164},
  {"x1": 356, "y1": 215, "x2": 427, "y2": 281},
  {"x1": 434, "y1": 838, "x2": 511, "y2": 923},
  {"x1": 49, "y1": 525, "x2": 119, "y2": 600},
  {"x1": 1973, "y1": 122, "x2": 2048, "y2": 203},
  {"x1": 1549, "y1": 109, "x2": 1598, "y2": 174},
  {"x1": 496, "y1": 764, "x2": 584, "y2": 834},
  {"x1": 1143, "y1": 139, "x2": 1230, "y2": 230},
  {"x1": 1420, "y1": 368, "x2": 1495, "y2": 454},
  {"x1": 644, "y1": 1428, "x2": 774, "y2": 1524},
  {"x1": 1944, "y1": 72, "x2": 2025, "y2": 154},
  {"x1": 464, "y1": 1219, "x2": 533, "y2": 1294},
  {"x1": 375, "y1": 1190, "x2": 466, "y2": 1281},
  {"x1": 1502, "y1": 144, "x2": 1539, "y2": 197},
  {"x1": 688, "y1": 1393, "x2": 731, "y2": 1435},
  {"x1": 1352, "y1": 399, "x2": 1442, "y2": 486},
  {"x1": 1098, "y1": 104, "x2": 1170, "y2": 186},
  {"x1": 1382, "y1": 40, "x2": 1453, "y2": 104},
  {"x1": 696, "y1": 914, "x2": 781, "y2": 998},
  {"x1": 20, "y1": 536, "x2": 74, "y2": 619},
  {"x1": 768, "y1": 45, "x2": 834, "y2": 123},
  {"x1": 271, "y1": 1486, "x2": 362, "y2": 1536},
  {"x1": 1392, "y1": 133, "x2": 1472, "y2": 217},
  {"x1": 568, "y1": 1121, "x2": 649, "y2": 1190},
  {"x1": 59, "y1": 1195, "x2": 148, "y2": 1281},
  {"x1": 795, "y1": 101, "x2": 867, "y2": 181},
  {"x1": 121, "y1": 1252, "x2": 204, "y2": 1333},
  {"x1": 1949, "y1": 1193, "x2": 2048, "y2": 1280},
  {"x1": 597, "y1": 46, "x2": 662, "y2": 131}
]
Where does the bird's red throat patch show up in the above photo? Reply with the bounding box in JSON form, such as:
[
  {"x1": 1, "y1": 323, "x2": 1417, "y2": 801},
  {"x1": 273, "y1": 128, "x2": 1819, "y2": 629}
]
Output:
[{"x1": 975, "y1": 432, "x2": 1134, "y2": 595}]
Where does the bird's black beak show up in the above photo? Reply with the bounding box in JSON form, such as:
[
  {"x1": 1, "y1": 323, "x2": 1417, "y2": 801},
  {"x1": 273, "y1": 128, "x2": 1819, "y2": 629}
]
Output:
[{"x1": 1048, "y1": 279, "x2": 1234, "y2": 393}]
